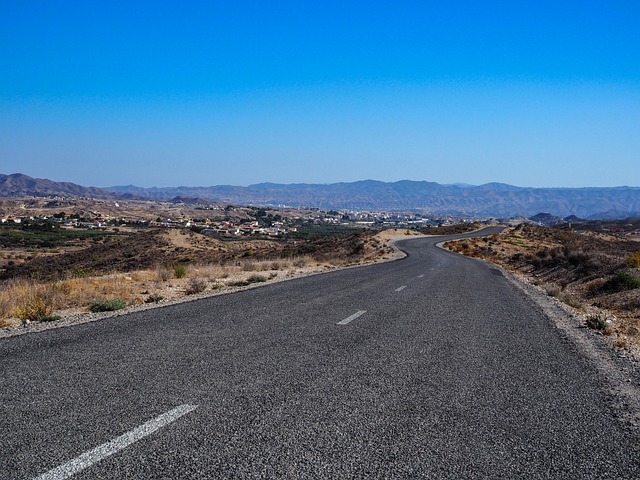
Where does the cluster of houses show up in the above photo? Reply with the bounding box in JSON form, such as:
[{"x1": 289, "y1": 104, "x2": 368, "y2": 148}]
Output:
[{"x1": 1, "y1": 198, "x2": 477, "y2": 238}]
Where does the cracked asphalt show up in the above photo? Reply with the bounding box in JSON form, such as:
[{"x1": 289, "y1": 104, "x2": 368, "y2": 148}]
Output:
[{"x1": 2, "y1": 227, "x2": 639, "y2": 479}]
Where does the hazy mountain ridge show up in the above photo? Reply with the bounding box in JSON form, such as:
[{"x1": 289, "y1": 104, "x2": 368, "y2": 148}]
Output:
[
  {"x1": 2, "y1": 173, "x2": 640, "y2": 218},
  {"x1": 106, "y1": 180, "x2": 640, "y2": 218}
]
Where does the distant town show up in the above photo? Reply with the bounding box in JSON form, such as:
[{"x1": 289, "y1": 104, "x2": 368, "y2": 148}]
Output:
[{"x1": 0, "y1": 196, "x2": 484, "y2": 239}]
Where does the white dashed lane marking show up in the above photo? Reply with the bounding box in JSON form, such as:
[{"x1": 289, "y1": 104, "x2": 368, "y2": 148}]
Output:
[
  {"x1": 395, "y1": 286, "x2": 407, "y2": 292},
  {"x1": 337, "y1": 310, "x2": 367, "y2": 325},
  {"x1": 35, "y1": 404, "x2": 198, "y2": 480},
  {"x1": 418, "y1": 274, "x2": 425, "y2": 278}
]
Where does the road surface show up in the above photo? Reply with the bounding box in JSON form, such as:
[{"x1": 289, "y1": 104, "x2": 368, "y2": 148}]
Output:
[{"x1": 1, "y1": 227, "x2": 638, "y2": 478}]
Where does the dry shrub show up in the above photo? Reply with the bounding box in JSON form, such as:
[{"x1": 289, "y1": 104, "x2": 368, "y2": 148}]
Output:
[
  {"x1": 556, "y1": 292, "x2": 584, "y2": 309},
  {"x1": 585, "y1": 278, "x2": 608, "y2": 297},
  {"x1": 155, "y1": 265, "x2": 171, "y2": 283},
  {"x1": 292, "y1": 256, "x2": 312, "y2": 268},
  {"x1": 0, "y1": 295, "x2": 13, "y2": 322},
  {"x1": 185, "y1": 277, "x2": 207, "y2": 295},
  {"x1": 541, "y1": 283, "x2": 560, "y2": 297},
  {"x1": 269, "y1": 261, "x2": 284, "y2": 270},
  {"x1": 241, "y1": 261, "x2": 258, "y2": 272}
]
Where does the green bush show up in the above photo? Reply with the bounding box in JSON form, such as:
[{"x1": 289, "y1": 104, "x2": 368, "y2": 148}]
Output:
[
  {"x1": 172, "y1": 264, "x2": 187, "y2": 279},
  {"x1": 603, "y1": 272, "x2": 640, "y2": 293},
  {"x1": 89, "y1": 299, "x2": 127, "y2": 312}
]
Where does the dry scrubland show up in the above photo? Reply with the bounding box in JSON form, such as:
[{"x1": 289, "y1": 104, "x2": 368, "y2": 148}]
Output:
[
  {"x1": 0, "y1": 228, "x2": 410, "y2": 331},
  {"x1": 446, "y1": 224, "x2": 640, "y2": 357}
]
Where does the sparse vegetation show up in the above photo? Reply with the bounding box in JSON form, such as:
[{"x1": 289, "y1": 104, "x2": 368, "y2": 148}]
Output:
[
  {"x1": 144, "y1": 293, "x2": 164, "y2": 303},
  {"x1": 228, "y1": 274, "x2": 268, "y2": 287}
]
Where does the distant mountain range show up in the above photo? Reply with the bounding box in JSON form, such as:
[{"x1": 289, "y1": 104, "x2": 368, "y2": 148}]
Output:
[
  {"x1": 0, "y1": 173, "x2": 113, "y2": 199},
  {"x1": 2, "y1": 173, "x2": 640, "y2": 219}
]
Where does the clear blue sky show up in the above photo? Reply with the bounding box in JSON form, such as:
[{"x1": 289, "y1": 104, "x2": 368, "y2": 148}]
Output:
[{"x1": 1, "y1": 1, "x2": 639, "y2": 188}]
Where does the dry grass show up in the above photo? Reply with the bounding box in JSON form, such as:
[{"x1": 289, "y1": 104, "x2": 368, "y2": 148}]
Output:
[
  {"x1": 1, "y1": 231, "x2": 398, "y2": 330},
  {"x1": 0, "y1": 275, "x2": 141, "y2": 323},
  {"x1": 0, "y1": 254, "x2": 326, "y2": 325}
]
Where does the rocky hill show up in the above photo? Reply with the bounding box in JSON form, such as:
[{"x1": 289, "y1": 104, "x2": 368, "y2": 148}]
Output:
[{"x1": 0, "y1": 173, "x2": 114, "y2": 199}]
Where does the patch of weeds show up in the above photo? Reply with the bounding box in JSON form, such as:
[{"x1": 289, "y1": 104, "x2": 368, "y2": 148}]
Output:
[
  {"x1": 144, "y1": 293, "x2": 164, "y2": 303},
  {"x1": 74, "y1": 267, "x2": 94, "y2": 278},
  {"x1": 41, "y1": 315, "x2": 61, "y2": 322},
  {"x1": 603, "y1": 271, "x2": 640, "y2": 293},
  {"x1": 15, "y1": 289, "x2": 57, "y2": 322},
  {"x1": 585, "y1": 314, "x2": 610, "y2": 332},
  {"x1": 229, "y1": 275, "x2": 267, "y2": 287},
  {"x1": 185, "y1": 278, "x2": 207, "y2": 295},
  {"x1": 89, "y1": 299, "x2": 127, "y2": 313},
  {"x1": 172, "y1": 264, "x2": 187, "y2": 279},
  {"x1": 242, "y1": 250, "x2": 256, "y2": 257}
]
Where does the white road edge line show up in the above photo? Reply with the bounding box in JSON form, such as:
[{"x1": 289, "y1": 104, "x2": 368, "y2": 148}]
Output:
[
  {"x1": 337, "y1": 310, "x2": 366, "y2": 325},
  {"x1": 395, "y1": 285, "x2": 407, "y2": 292},
  {"x1": 35, "y1": 404, "x2": 198, "y2": 480}
]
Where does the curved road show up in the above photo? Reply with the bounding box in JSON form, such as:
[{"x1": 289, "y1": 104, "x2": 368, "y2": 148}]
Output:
[{"x1": 1, "y1": 227, "x2": 639, "y2": 478}]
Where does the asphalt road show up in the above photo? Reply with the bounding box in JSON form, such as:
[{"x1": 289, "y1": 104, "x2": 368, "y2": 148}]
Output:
[{"x1": 2, "y1": 227, "x2": 639, "y2": 479}]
